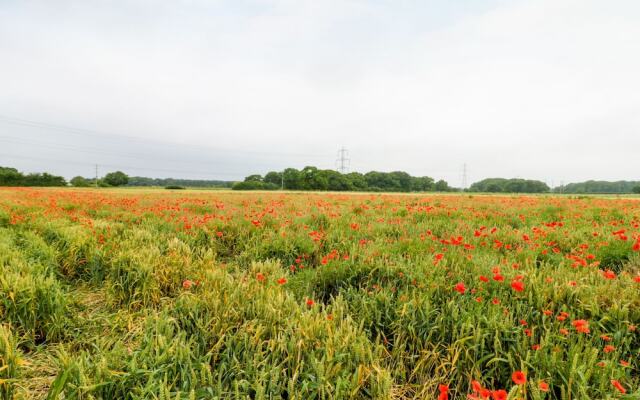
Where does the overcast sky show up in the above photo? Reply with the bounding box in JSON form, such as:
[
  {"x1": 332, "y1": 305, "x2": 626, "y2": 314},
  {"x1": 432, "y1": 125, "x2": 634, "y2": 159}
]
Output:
[{"x1": 1, "y1": 0, "x2": 639, "y2": 186}]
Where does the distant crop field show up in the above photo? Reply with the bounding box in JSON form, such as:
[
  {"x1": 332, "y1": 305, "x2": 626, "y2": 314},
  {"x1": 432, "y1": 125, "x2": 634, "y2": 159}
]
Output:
[{"x1": 1, "y1": 188, "x2": 639, "y2": 399}]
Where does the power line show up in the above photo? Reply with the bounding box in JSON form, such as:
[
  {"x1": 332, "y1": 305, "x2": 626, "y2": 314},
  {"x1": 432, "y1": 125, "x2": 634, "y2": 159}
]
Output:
[
  {"x1": 0, "y1": 153, "x2": 245, "y2": 178},
  {"x1": 0, "y1": 114, "x2": 330, "y2": 159}
]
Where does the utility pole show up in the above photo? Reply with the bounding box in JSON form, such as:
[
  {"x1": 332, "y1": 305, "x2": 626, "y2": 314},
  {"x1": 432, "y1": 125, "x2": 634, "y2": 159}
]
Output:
[
  {"x1": 281, "y1": 170, "x2": 285, "y2": 190},
  {"x1": 336, "y1": 147, "x2": 350, "y2": 174},
  {"x1": 95, "y1": 164, "x2": 99, "y2": 188},
  {"x1": 461, "y1": 163, "x2": 468, "y2": 190}
]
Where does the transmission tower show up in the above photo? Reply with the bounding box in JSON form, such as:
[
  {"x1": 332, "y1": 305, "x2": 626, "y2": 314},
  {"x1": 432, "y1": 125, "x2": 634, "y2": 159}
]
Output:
[{"x1": 336, "y1": 147, "x2": 350, "y2": 174}]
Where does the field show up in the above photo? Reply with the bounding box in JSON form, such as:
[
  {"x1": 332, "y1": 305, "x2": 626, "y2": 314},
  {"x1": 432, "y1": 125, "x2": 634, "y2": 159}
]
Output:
[{"x1": 1, "y1": 188, "x2": 639, "y2": 399}]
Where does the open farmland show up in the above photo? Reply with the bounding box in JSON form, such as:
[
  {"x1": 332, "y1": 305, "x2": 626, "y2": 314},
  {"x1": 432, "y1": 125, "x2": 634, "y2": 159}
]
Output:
[{"x1": 1, "y1": 188, "x2": 639, "y2": 399}]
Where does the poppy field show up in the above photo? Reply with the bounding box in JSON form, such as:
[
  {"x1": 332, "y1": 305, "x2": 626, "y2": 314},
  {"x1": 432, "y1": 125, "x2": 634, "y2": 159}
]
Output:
[{"x1": 1, "y1": 188, "x2": 639, "y2": 399}]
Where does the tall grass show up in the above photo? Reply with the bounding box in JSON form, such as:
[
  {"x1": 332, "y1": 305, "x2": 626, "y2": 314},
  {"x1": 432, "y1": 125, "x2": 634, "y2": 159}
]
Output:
[{"x1": 0, "y1": 188, "x2": 638, "y2": 398}]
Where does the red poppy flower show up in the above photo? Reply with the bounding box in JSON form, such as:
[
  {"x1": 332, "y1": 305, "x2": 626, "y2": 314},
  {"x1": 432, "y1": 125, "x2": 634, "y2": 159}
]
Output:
[
  {"x1": 182, "y1": 279, "x2": 194, "y2": 289},
  {"x1": 454, "y1": 282, "x2": 466, "y2": 294},
  {"x1": 512, "y1": 370, "x2": 526, "y2": 385},
  {"x1": 438, "y1": 384, "x2": 449, "y2": 400},
  {"x1": 539, "y1": 381, "x2": 549, "y2": 392},
  {"x1": 511, "y1": 281, "x2": 525, "y2": 292},
  {"x1": 611, "y1": 380, "x2": 626, "y2": 394},
  {"x1": 491, "y1": 390, "x2": 507, "y2": 400},
  {"x1": 572, "y1": 319, "x2": 590, "y2": 334}
]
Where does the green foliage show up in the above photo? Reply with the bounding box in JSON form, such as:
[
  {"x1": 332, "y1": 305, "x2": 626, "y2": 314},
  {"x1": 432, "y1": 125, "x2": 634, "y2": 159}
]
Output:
[
  {"x1": 70, "y1": 176, "x2": 90, "y2": 187},
  {"x1": 1, "y1": 190, "x2": 639, "y2": 398},
  {"x1": 434, "y1": 179, "x2": 451, "y2": 192},
  {"x1": 128, "y1": 176, "x2": 233, "y2": 188},
  {"x1": 239, "y1": 167, "x2": 447, "y2": 192},
  {"x1": 0, "y1": 271, "x2": 68, "y2": 343},
  {"x1": 103, "y1": 171, "x2": 129, "y2": 187},
  {"x1": 0, "y1": 166, "x2": 66, "y2": 187},
  {"x1": 232, "y1": 181, "x2": 279, "y2": 190},
  {"x1": 470, "y1": 178, "x2": 550, "y2": 193},
  {"x1": 264, "y1": 171, "x2": 283, "y2": 186},
  {"x1": 555, "y1": 180, "x2": 640, "y2": 194},
  {"x1": 0, "y1": 167, "x2": 23, "y2": 186}
]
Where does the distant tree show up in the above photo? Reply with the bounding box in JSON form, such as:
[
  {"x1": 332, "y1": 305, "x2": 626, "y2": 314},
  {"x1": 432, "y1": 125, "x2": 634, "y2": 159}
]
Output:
[
  {"x1": 240, "y1": 167, "x2": 446, "y2": 193},
  {"x1": 70, "y1": 176, "x2": 90, "y2": 187},
  {"x1": 633, "y1": 186, "x2": 640, "y2": 194},
  {"x1": 0, "y1": 167, "x2": 23, "y2": 186},
  {"x1": 344, "y1": 172, "x2": 368, "y2": 191},
  {"x1": 411, "y1": 176, "x2": 435, "y2": 192},
  {"x1": 325, "y1": 170, "x2": 352, "y2": 191},
  {"x1": 470, "y1": 178, "x2": 548, "y2": 193},
  {"x1": 301, "y1": 166, "x2": 328, "y2": 190},
  {"x1": 283, "y1": 168, "x2": 303, "y2": 190},
  {"x1": 558, "y1": 180, "x2": 640, "y2": 194},
  {"x1": 244, "y1": 174, "x2": 263, "y2": 183},
  {"x1": 232, "y1": 181, "x2": 278, "y2": 190},
  {"x1": 22, "y1": 173, "x2": 66, "y2": 187},
  {"x1": 389, "y1": 171, "x2": 412, "y2": 191},
  {"x1": 264, "y1": 171, "x2": 283, "y2": 187},
  {"x1": 126, "y1": 176, "x2": 232, "y2": 188},
  {"x1": 364, "y1": 171, "x2": 398, "y2": 191},
  {"x1": 434, "y1": 179, "x2": 450, "y2": 192},
  {"x1": 103, "y1": 171, "x2": 129, "y2": 187}
]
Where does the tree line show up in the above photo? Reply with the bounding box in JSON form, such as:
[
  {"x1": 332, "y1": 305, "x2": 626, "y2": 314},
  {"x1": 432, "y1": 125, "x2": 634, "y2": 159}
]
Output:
[
  {"x1": 553, "y1": 180, "x2": 640, "y2": 194},
  {"x1": 232, "y1": 166, "x2": 453, "y2": 192},
  {"x1": 3, "y1": 165, "x2": 639, "y2": 194},
  {"x1": 70, "y1": 171, "x2": 130, "y2": 187},
  {"x1": 0, "y1": 166, "x2": 67, "y2": 187},
  {"x1": 126, "y1": 176, "x2": 233, "y2": 188},
  {"x1": 468, "y1": 178, "x2": 550, "y2": 193},
  {"x1": 0, "y1": 166, "x2": 131, "y2": 188}
]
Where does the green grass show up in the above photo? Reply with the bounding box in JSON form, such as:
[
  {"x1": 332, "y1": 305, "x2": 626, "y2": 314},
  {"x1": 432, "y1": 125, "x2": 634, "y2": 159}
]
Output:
[{"x1": 0, "y1": 188, "x2": 638, "y2": 399}]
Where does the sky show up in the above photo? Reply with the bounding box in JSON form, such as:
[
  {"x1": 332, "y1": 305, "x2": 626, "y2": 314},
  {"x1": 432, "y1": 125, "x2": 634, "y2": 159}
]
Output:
[{"x1": 1, "y1": 0, "x2": 639, "y2": 187}]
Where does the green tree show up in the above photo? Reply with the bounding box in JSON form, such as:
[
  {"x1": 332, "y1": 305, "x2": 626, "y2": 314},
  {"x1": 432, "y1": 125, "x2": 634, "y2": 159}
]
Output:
[
  {"x1": 344, "y1": 172, "x2": 367, "y2": 191},
  {"x1": 22, "y1": 173, "x2": 67, "y2": 187},
  {"x1": 70, "y1": 176, "x2": 90, "y2": 187},
  {"x1": 244, "y1": 174, "x2": 263, "y2": 183},
  {"x1": 301, "y1": 166, "x2": 328, "y2": 190},
  {"x1": 411, "y1": 176, "x2": 435, "y2": 192},
  {"x1": 434, "y1": 179, "x2": 450, "y2": 192},
  {"x1": 283, "y1": 168, "x2": 302, "y2": 190},
  {"x1": 0, "y1": 167, "x2": 23, "y2": 186},
  {"x1": 364, "y1": 171, "x2": 398, "y2": 191},
  {"x1": 633, "y1": 186, "x2": 640, "y2": 194},
  {"x1": 325, "y1": 170, "x2": 352, "y2": 191},
  {"x1": 264, "y1": 171, "x2": 283, "y2": 187},
  {"x1": 470, "y1": 178, "x2": 548, "y2": 193},
  {"x1": 103, "y1": 171, "x2": 129, "y2": 187}
]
